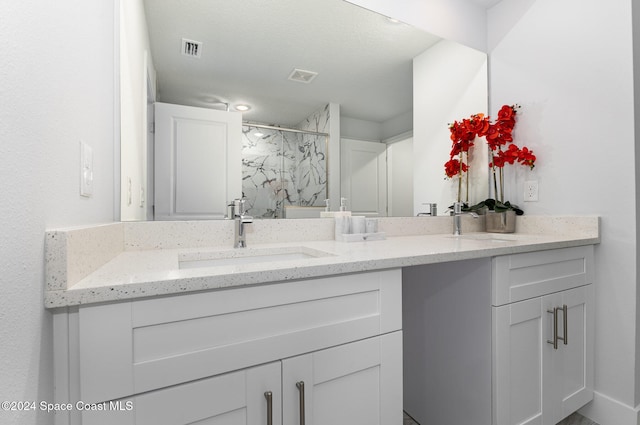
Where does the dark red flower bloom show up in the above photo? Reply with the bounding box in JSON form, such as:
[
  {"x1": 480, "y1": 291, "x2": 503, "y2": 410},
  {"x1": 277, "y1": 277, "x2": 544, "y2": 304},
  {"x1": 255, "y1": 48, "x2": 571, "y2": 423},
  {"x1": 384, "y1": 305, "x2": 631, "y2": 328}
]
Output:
[
  {"x1": 497, "y1": 105, "x2": 515, "y2": 121},
  {"x1": 444, "y1": 158, "x2": 466, "y2": 178}
]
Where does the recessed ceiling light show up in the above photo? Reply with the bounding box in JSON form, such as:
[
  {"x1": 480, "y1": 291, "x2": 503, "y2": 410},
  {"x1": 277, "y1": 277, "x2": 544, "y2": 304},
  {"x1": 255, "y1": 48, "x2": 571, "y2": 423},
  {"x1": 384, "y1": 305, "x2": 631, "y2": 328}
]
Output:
[{"x1": 234, "y1": 104, "x2": 251, "y2": 112}]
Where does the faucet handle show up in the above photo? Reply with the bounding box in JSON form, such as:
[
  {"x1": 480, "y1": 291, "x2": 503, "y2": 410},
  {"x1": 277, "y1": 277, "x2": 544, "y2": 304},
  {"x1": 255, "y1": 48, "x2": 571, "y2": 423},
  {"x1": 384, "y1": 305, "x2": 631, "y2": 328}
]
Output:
[
  {"x1": 232, "y1": 198, "x2": 247, "y2": 216},
  {"x1": 453, "y1": 202, "x2": 463, "y2": 214},
  {"x1": 226, "y1": 200, "x2": 236, "y2": 219}
]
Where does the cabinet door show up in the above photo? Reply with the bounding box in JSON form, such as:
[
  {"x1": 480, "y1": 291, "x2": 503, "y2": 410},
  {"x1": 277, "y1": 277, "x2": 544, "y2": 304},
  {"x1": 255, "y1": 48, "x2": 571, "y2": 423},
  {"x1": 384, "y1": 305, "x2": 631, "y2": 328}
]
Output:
[
  {"x1": 493, "y1": 297, "x2": 546, "y2": 425},
  {"x1": 554, "y1": 285, "x2": 594, "y2": 422},
  {"x1": 493, "y1": 285, "x2": 594, "y2": 425},
  {"x1": 83, "y1": 362, "x2": 281, "y2": 425},
  {"x1": 282, "y1": 332, "x2": 403, "y2": 425}
]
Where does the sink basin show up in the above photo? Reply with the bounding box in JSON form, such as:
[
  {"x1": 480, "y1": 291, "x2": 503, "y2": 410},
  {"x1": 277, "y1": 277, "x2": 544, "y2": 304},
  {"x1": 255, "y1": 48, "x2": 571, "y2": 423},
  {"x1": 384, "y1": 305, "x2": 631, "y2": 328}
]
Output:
[{"x1": 179, "y1": 247, "x2": 332, "y2": 269}]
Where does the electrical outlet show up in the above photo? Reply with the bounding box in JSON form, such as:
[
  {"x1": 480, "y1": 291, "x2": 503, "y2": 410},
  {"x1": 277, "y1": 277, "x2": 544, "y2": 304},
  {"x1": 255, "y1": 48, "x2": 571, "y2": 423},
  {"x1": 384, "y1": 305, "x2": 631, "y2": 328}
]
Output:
[
  {"x1": 80, "y1": 141, "x2": 93, "y2": 197},
  {"x1": 524, "y1": 180, "x2": 539, "y2": 202}
]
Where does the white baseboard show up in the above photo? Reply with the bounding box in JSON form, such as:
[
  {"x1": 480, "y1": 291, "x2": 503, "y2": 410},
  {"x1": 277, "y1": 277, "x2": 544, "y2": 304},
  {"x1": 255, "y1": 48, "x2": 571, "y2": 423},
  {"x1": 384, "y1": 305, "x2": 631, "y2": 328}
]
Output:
[{"x1": 579, "y1": 391, "x2": 640, "y2": 425}]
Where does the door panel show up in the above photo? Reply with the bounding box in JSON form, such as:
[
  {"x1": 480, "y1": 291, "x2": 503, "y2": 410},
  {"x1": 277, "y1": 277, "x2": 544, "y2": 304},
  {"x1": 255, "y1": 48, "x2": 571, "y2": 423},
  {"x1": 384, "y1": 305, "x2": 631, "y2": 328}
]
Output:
[
  {"x1": 558, "y1": 285, "x2": 594, "y2": 420},
  {"x1": 282, "y1": 333, "x2": 402, "y2": 425},
  {"x1": 340, "y1": 138, "x2": 387, "y2": 217},
  {"x1": 493, "y1": 298, "x2": 544, "y2": 425},
  {"x1": 154, "y1": 102, "x2": 242, "y2": 220}
]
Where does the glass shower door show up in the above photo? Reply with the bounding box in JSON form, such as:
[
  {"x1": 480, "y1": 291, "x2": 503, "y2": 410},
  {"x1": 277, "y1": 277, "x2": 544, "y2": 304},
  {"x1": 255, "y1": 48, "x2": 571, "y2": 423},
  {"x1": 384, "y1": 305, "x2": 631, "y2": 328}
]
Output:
[{"x1": 241, "y1": 125, "x2": 327, "y2": 218}]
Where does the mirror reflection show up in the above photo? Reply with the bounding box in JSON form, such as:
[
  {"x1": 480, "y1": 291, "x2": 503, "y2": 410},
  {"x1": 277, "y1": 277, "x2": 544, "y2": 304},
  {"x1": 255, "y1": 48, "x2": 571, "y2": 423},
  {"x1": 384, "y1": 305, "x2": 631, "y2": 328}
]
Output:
[
  {"x1": 119, "y1": 0, "x2": 486, "y2": 221},
  {"x1": 242, "y1": 124, "x2": 328, "y2": 219}
]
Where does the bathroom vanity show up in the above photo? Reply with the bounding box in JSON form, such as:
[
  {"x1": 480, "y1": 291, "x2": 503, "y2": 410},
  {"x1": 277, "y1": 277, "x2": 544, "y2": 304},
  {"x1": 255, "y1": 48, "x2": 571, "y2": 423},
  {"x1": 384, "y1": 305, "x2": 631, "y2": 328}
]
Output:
[
  {"x1": 403, "y1": 245, "x2": 594, "y2": 425},
  {"x1": 46, "y1": 216, "x2": 599, "y2": 425}
]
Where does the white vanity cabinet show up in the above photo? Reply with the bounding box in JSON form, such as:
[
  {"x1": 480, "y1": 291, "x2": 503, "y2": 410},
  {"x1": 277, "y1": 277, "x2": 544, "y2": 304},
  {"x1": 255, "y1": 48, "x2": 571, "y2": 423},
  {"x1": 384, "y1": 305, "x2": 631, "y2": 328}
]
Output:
[
  {"x1": 402, "y1": 245, "x2": 594, "y2": 425},
  {"x1": 83, "y1": 333, "x2": 401, "y2": 425},
  {"x1": 492, "y1": 246, "x2": 594, "y2": 425},
  {"x1": 53, "y1": 269, "x2": 403, "y2": 425}
]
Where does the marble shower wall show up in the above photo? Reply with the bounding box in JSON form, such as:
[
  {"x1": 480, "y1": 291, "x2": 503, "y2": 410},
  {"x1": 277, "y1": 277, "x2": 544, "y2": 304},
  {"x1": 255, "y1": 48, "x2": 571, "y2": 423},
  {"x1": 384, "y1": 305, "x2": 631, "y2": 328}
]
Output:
[
  {"x1": 297, "y1": 103, "x2": 331, "y2": 134},
  {"x1": 242, "y1": 124, "x2": 328, "y2": 218}
]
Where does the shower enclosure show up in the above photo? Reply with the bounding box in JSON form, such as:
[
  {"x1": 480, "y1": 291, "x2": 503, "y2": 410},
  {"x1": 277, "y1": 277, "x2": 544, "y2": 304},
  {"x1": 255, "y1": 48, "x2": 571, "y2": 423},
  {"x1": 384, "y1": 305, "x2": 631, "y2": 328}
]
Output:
[{"x1": 241, "y1": 124, "x2": 328, "y2": 218}]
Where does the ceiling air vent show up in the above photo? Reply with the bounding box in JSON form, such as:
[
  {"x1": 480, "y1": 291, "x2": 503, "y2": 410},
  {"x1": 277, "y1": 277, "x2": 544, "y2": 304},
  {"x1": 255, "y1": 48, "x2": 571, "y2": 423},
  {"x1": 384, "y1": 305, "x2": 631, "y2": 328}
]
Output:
[
  {"x1": 181, "y1": 38, "x2": 202, "y2": 58},
  {"x1": 288, "y1": 68, "x2": 318, "y2": 84}
]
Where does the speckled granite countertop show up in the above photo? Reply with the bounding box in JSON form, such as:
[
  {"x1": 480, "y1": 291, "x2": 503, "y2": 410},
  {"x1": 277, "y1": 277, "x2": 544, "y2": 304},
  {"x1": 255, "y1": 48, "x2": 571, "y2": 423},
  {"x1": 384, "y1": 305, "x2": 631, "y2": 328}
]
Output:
[{"x1": 44, "y1": 216, "x2": 600, "y2": 309}]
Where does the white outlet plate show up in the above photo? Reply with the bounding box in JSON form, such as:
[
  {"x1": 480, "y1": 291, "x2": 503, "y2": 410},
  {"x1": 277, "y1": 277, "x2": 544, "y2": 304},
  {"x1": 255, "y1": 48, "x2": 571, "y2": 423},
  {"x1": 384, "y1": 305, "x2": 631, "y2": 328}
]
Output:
[
  {"x1": 524, "y1": 180, "x2": 538, "y2": 202},
  {"x1": 80, "y1": 141, "x2": 93, "y2": 197}
]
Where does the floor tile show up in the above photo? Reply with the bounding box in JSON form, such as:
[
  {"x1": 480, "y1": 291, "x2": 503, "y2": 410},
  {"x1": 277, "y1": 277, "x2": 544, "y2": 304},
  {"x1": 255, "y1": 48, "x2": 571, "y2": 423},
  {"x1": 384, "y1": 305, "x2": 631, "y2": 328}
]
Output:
[{"x1": 557, "y1": 412, "x2": 599, "y2": 425}]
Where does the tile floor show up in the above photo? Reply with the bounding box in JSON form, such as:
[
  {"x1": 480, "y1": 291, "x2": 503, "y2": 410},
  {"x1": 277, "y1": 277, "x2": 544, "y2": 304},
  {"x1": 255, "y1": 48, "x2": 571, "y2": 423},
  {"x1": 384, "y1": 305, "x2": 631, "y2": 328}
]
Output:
[
  {"x1": 557, "y1": 412, "x2": 600, "y2": 425},
  {"x1": 403, "y1": 411, "x2": 599, "y2": 425}
]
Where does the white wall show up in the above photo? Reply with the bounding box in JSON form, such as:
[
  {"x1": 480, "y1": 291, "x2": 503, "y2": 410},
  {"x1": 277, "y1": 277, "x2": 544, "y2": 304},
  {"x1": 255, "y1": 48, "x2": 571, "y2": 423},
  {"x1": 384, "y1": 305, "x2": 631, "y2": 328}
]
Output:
[
  {"x1": 487, "y1": 1, "x2": 638, "y2": 423},
  {"x1": 413, "y1": 40, "x2": 488, "y2": 214},
  {"x1": 0, "y1": 1, "x2": 116, "y2": 425},
  {"x1": 341, "y1": 116, "x2": 383, "y2": 141},
  {"x1": 120, "y1": 0, "x2": 156, "y2": 221},
  {"x1": 381, "y1": 110, "x2": 412, "y2": 140},
  {"x1": 341, "y1": 111, "x2": 412, "y2": 142}
]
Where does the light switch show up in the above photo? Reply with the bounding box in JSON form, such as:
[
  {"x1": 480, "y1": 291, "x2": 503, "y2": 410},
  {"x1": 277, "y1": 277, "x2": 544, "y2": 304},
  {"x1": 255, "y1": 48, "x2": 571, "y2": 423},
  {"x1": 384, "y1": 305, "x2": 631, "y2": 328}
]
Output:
[{"x1": 80, "y1": 141, "x2": 93, "y2": 197}]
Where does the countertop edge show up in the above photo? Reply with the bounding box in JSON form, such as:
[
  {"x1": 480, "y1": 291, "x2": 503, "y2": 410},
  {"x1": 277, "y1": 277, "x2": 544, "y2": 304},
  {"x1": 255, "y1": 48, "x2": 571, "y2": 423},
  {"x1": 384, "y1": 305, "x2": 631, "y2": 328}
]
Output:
[{"x1": 44, "y1": 235, "x2": 599, "y2": 309}]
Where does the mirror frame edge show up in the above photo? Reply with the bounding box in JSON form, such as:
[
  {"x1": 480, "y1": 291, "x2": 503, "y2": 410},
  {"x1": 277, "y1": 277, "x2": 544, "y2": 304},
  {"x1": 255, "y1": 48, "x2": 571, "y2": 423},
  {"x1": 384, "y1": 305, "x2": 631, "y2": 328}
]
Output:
[{"x1": 113, "y1": 0, "x2": 122, "y2": 222}]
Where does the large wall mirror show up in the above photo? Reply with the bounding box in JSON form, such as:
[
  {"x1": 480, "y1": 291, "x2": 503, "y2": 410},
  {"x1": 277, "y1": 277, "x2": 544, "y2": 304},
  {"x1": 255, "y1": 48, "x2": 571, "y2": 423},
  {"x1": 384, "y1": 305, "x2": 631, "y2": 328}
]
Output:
[{"x1": 119, "y1": 0, "x2": 488, "y2": 221}]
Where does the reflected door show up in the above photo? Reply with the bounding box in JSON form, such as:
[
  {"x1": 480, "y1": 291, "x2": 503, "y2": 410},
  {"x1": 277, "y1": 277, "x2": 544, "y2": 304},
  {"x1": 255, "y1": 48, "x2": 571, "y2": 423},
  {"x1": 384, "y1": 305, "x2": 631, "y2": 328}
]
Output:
[
  {"x1": 154, "y1": 103, "x2": 242, "y2": 220},
  {"x1": 387, "y1": 137, "x2": 413, "y2": 217},
  {"x1": 340, "y1": 138, "x2": 387, "y2": 217}
]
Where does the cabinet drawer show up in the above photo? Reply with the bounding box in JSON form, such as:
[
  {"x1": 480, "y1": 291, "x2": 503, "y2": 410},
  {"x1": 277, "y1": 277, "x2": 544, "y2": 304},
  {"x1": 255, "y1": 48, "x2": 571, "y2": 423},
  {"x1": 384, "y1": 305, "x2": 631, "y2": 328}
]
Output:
[
  {"x1": 82, "y1": 362, "x2": 281, "y2": 425},
  {"x1": 492, "y1": 246, "x2": 594, "y2": 306},
  {"x1": 78, "y1": 269, "x2": 401, "y2": 403}
]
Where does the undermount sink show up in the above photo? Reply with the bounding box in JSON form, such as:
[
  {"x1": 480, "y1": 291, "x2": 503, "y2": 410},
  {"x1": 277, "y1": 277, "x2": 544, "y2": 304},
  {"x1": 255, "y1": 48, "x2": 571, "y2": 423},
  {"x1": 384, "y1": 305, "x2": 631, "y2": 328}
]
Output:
[{"x1": 179, "y1": 247, "x2": 332, "y2": 269}]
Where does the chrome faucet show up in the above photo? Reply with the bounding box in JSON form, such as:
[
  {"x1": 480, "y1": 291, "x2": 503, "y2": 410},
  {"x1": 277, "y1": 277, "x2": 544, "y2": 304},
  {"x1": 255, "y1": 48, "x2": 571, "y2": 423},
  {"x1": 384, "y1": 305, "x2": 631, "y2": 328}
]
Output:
[
  {"x1": 417, "y1": 203, "x2": 438, "y2": 217},
  {"x1": 229, "y1": 198, "x2": 253, "y2": 248},
  {"x1": 452, "y1": 202, "x2": 479, "y2": 235}
]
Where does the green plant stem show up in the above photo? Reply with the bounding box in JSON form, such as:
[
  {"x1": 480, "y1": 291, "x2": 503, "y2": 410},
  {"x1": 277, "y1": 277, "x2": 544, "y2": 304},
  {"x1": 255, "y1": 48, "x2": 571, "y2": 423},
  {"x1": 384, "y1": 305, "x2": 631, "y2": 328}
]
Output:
[
  {"x1": 492, "y1": 166, "x2": 498, "y2": 201},
  {"x1": 499, "y1": 167, "x2": 504, "y2": 203},
  {"x1": 457, "y1": 157, "x2": 462, "y2": 202},
  {"x1": 465, "y1": 152, "x2": 469, "y2": 203}
]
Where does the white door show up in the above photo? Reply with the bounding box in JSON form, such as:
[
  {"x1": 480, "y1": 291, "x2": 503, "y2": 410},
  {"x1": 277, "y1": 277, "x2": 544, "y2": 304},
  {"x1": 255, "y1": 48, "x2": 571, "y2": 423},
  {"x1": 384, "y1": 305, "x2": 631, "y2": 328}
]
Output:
[
  {"x1": 386, "y1": 137, "x2": 413, "y2": 217},
  {"x1": 154, "y1": 103, "x2": 242, "y2": 220},
  {"x1": 282, "y1": 333, "x2": 403, "y2": 425},
  {"x1": 340, "y1": 139, "x2": 387, "y2": 217}
]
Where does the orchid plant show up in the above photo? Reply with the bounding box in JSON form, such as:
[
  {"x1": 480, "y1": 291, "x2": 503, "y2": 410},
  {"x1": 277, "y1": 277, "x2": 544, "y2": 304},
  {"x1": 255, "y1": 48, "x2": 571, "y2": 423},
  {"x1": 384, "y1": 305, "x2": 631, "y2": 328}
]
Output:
[
  {"x1": 445, "y1": 104, "x2": 537, "y2": 214},
  {"x1": 444, "y1": 113, "x2": 489, "y2": 203}
]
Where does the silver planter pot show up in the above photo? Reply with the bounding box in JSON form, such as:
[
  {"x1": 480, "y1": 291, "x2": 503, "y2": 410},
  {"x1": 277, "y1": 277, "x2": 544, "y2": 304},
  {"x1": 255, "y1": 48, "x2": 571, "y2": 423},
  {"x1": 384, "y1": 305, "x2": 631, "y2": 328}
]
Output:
[{"x1": 485, "y1": 210, "x2": 516, "y2": 233}]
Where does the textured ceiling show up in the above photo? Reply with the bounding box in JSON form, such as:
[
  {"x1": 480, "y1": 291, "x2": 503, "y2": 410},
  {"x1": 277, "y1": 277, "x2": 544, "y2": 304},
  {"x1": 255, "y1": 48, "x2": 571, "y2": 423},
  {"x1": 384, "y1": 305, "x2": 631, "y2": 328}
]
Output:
[{"x1": 143, "y1": 0, "x2": 442, "y2": 126}]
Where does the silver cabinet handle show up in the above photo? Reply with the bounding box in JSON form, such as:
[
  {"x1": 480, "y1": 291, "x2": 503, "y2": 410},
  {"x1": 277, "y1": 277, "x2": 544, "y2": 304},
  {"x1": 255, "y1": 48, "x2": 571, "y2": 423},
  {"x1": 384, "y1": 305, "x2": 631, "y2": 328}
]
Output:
[
  {"x1": 264, "y1": 391, "x2": 273, "y2": 425},
  {"x1": 560, "y1": 304, "x2": 568, "y2": 345},
  {"x1": 547, "y1": 307, "x2": 559, "y2": 350},
  {"x1": 296, "y1": 381, "x2": 306, "y2": 425}
]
